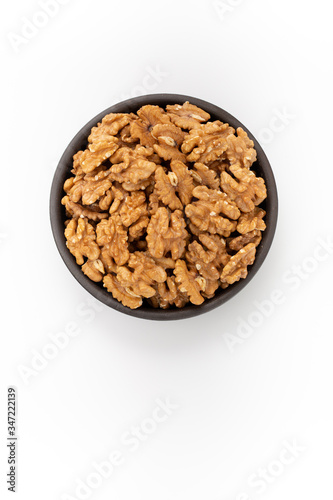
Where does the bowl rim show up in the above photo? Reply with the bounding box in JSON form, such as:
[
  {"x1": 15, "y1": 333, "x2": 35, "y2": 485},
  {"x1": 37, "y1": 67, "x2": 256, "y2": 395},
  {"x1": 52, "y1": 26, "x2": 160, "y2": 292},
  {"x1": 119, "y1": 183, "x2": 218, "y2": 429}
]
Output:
[{"x1": 50, "y1": 93, "x2": 278, "y2": 321}]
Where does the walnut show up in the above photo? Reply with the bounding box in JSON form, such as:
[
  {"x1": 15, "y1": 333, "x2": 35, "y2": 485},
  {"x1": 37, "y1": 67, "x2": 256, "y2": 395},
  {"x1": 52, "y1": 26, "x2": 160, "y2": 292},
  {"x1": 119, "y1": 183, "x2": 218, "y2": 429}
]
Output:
[
  {"x1": 174, "y1": 260, "x2": 205, "y2": 305},
  {"x1": 63, "y1": 175, "x2": 82, "y2": 199},
  {"x1": 151, "y1": 123, "x2": 186, "y2": 162},
  {"x1": 147, "y1": 208, "x2": 188, "y2": 260},
  {"x1": 226, "y1": 128, "x2": 257, "y2": 168},
  {"x1": 154, "y1": 160, "x2": 194, "y2": 210},
  {"x1": 150, "y1": 277, "x2": 189, "y2": 309},
  {"x1": 72, "y1": 151, "x2": 84, "y2": 175},
  {"x1": 128, "y1": 216, "x2": 149, "y2": 240},
  {"x1": 79, "y1": 139, "x2": 119, "y2": 174},
  {"x1": 185, "y1": 186, "x2": 239, "y2": 236},
  {"x1": 208, "y1": 160, "x2": 230, "y2": 174},
  {"x1": 228, "y1": 229, "x2": 262, "y2": 252},
  {"x1": 190, "y1": 162, "x2": 220, "y2": 190},
  {"x1": 181, "y1": 121, "x2": 235, "y2": 163},
  {"x1": 237, "y1": 208, "x2": 266, "y2": 234},
  {"x1": 202, "y1": 278, "x2": 220, "y2": 299},
  {"x1": 103, "y1": 274, "x2": 143, "y2": 309},
  {"x1": 109, "y1": 146, "x2": 157, "y2": 184},
  {"x1": 119, "y1": 123, "x2": 139, "y2": 145},
  {"x1": 82, "y1": 259, "x2": 105, "y2": 282},
  {"x1": 96, "y1": 215, "x2": 129, "y2": 266},
  {"x1": 198, "y1": 234, "x2": 230, "y2": 269},
  {"x1": 99, "y1": 189, "x2": 113, "y2": 210},
  {"x1": 221, "y1": 163, "x2": 267, "y2": 212},
  {"x1": 88, "y1": 113, "x2": 137, "y2": 143},
  {"x1": 122, "y1": 179, "x2": 152, "y2": 191},
  {"x1": 65, "y1": 169, "x2": 112, "y2": 206},
  {"x1": 220, "y1": 243, "x2": 257, "y2": 285},
  {"x1": 118, "y1": 191, "x2": 147, "y2": 227},
  {"x1": 99, "y1": 247, "x2": 117, "y2": 274},
  {"x1": 148, "y1": 191, "x2": 162, "y2": 216},
  {"x1": 130, "y1": 105, "x2": 170, "y2": 147},
  {"x1": 115, "y1": 252, "x2": 167, "y2": 300},
  {"x1": 65, "y1": 218, "x2": 100, "y2": 265},
  {"x1": 154, "y1": 167, "x2": 182, "y2": 210},
  {"x1": 186, "y1": 241, "x2": 220, "y2": 281},
  {"x1": 186, "y1": 233, "x2": 229, "y2": 282},
  {"x1": 109, "y1": 185, "x2": 127, "y2": 214},
  {"x1": 166, "y1": 101, "x2": 210, "y2": 130},
  {"x1": 146, "y1": 254, "x2": 176, "y2": 270},
  {"x1": 62, "y1": 196, "x2": 109, "y2": 221}
]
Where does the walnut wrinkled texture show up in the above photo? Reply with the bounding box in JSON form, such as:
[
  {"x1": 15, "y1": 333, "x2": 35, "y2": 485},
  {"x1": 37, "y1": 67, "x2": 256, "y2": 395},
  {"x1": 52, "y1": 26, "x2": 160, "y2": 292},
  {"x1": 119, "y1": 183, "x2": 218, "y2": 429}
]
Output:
[
  {"x1": 220, "y1": 243, "x2": 257, "y2": 285},
  {"x1": 65, "y1": 218, "x2": 100, "y2": 265},
  {"x1": 166, "y1": 101, "x2": 211, "y2": 130},
  {"x1": 221, "y1": 163, "x2": 267, "y2": 213},
  {"x1": 181, "y1": 121, "x2": 235, "y2": 163},
  {"x1": 63, "y1": 102, "x2": 268, "y2": 309},
  {"x1": 185, "y1": 186, "x2": 239, "y2": 236},
  {"x1": 96, "y1": 215, "x2": 129, "y2": 266},
  {"x1": 147, "y1": 208, "x2": 188, "y2": 260},
  {"x1": 154, "y1": 160, "x2": 194, "y2": 210}
]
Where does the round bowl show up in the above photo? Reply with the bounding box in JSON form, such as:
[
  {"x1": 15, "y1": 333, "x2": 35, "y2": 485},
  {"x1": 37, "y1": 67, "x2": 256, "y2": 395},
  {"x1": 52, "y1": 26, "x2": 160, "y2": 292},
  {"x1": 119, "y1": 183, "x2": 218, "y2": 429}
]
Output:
[{"x1": 50, "y1": 94, "x2": 278, "y2": 321}]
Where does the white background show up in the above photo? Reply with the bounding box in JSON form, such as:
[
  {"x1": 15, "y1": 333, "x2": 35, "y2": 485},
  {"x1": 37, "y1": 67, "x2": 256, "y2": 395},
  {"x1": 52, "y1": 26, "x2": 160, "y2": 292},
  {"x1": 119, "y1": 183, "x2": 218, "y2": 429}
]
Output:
[{"x1": 1, "y1": 0, "x2": 333, "y2": 499}]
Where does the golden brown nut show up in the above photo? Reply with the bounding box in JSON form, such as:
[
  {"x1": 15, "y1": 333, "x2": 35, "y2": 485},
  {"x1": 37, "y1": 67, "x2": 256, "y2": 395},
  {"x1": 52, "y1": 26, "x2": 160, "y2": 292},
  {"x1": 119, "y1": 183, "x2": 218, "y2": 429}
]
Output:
[
  {"x1": 150, "y1": 277, "x2": 189, "y2": 309},
  {"x1": 88, "y1": 113, "x2": 137, "y2": 143},
  {"x1": 103, "y1": 274, "x2": 143, "y2": 309},
  {"x1": 99, "y1": 189, "x2": 113, "y2": 211},
  {"x1": 201, "y1": 278, "x2": 220, "y2": 299},
  {"x1": 220, "y1": 243, "x2": 257, "y2": 285},
  {"x1": 146, "y1": 254, "x2": 176, "y2": 270},
  {"x1": 186, "y1": 241, "x2": 220, "y2": 281},
  {"x1": 72, "y1": 151, "x2": 85, "y2": 175},
  {"x1": 147, "y1": 207, "x2": 188, "y2": 260},
  {"x1": 186, "y1": 233, "x2": 230, "y2": 285},
  {"x1": 62, "y1": 196, "x2": 109, "y2": 221},
  {"x1": 119, "y1": 191, "x2": 147, "y2": 227},
  {"x1": 154, "y1": 160, "x2": 194, "y2": 210},
  {"x1": 148, "y1": 191, "x2": 162, "y2": 216},
  {"x1": 237, "y1": 208, "x2": 266, "y2": 234},
  {"x1": 226, "y1": 128, "x2": 257, "y2": 168},
  {"x1": 181, "y1": 121, "x2": 235, "y2": 163},
  {"x1": 65, "y1": 218, "x2": 100, "y2": 265},
  {"x1": 119, "y1": 123, "x2": 139, "y2": 145},
  {"x1": 174, "y1": 259, "x2": 205, "y2": 305},
  {"x1": 96, "y1": 215, "x2": 129, "y2": 266},
  {"x1": 166, "y1": 101, "x2": 210, "y2": 130},
  {"x1": 154, "y1": 167, "x2": 182, "y2": 211},
  {"x1": 130, "y1": 105, "x2": 170, "y2": 147},
  {"x1": 221, "y1": 163, "x2": 267, "y2": 213},
  {"x1": 109, "y1": 146, "x2": 157, "y2": 184},
  {"x1": 99, "y1": 247, "x2": 117, "y2": 274},
  {"x1": 128, "y1": 216, "x2": 149, "y2": 241},
  {"x1": 79, "y1": 139, "x2": 119, "y2": 174},
  {"x1": 185, "y1": 186, "x2": 239, "y2": 237},
  {"x1": 228, "y1": 229, "x2": 262, "y2": 252},
  {"x1": 116, "y1": 252, "x2": 167, "y2": 300},
  {"x1": 108, "y1": 185, "x2": 127, "y2": 214},
  {"x1": 198, "y1": 233, "x2": 230, "y2": 269},
  {"x1": 82, "y1": 259, "x2": 105, "y2": 282},
  {"x1": 65, "y1": 169, "x2": 112, "y2": 206},
  {"x1": 190, "y1": 162, "x2": 220, "y2": 190},
  {"x1": 151, "y1": 123, "x2": 186, "y2": 162}
]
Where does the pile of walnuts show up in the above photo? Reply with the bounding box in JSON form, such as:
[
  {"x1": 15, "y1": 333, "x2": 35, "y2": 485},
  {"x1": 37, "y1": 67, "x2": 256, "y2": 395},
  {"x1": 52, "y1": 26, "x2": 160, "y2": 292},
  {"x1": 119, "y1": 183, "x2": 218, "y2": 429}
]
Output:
[{"x1": 62, "y1": 102, "x2": 267, "y2": 309}]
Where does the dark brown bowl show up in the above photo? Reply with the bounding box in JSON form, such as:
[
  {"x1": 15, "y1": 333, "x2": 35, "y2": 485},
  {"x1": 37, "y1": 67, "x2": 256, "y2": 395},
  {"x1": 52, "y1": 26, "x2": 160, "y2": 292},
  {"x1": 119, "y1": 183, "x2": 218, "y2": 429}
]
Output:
[{"x1": 50, "y1": 94, "x2": 278, "y2": 321}]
